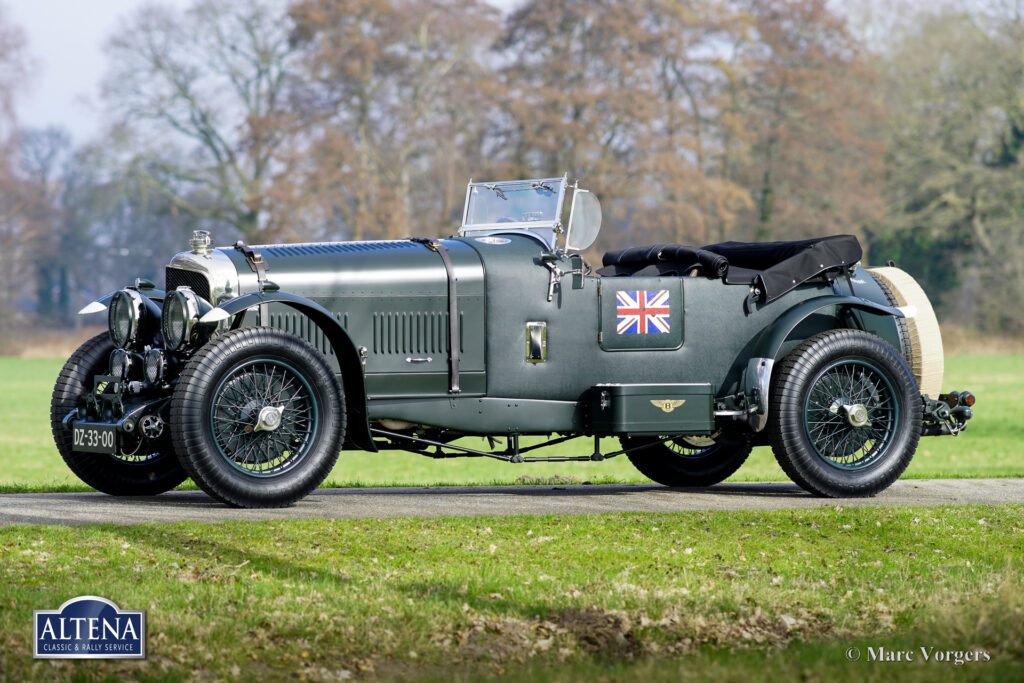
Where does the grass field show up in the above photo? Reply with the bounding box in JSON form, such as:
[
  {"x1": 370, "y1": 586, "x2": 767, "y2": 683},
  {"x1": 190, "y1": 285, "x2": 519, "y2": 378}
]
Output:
[
  {"x1": 2, "y1": 505, "x2": 1020, "y2": 680},
  {"x1": 1, "y1": 354, "x2": 1021, "y2": 492},
  {"x1": 3, "y1": 352, "x2": 1022, "y2": 681}
]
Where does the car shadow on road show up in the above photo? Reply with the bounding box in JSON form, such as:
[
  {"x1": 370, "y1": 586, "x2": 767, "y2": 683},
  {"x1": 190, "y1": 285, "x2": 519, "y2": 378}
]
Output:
[
  {"x1": 1, "y1": 483, "x2": 818, "y2": 527},
  {"x1": 310, "y1": 482, "x2": 813, "y2": 498},
  {"x1": 27, "y1": 481, "x2": 816, "y2": 507}
]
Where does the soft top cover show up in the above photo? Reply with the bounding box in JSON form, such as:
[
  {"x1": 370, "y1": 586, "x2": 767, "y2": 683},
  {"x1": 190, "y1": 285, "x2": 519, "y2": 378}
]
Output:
[{"x1": 602, "y1": 235, "x2": 862, "y2": 303}]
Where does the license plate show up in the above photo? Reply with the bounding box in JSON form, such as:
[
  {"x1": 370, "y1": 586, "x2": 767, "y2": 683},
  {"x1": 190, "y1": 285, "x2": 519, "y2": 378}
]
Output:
[{"x1": 72, "y1": 423, "x2": 118, "y2": 454}]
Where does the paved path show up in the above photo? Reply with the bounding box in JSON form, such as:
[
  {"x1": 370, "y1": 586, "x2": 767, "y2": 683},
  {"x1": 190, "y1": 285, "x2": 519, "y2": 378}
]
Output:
[{"x1": 0, "y1": 479, "x2": 1021, "y2": 527}]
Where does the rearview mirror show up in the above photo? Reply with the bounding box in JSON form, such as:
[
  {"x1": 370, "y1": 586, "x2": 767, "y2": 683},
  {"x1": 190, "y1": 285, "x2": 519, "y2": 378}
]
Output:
[{"x1": 565, "y1": 189, "x2": 602, "y2": 252}]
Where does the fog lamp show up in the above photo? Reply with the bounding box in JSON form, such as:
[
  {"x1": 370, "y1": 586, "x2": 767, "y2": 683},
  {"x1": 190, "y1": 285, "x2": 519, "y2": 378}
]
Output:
[
  {"x1": 110, "y1": 348, "x2": 131, "y2": 378},
  {"x1": 144, "y1": 349, "x2": 165, "y2": 384}
]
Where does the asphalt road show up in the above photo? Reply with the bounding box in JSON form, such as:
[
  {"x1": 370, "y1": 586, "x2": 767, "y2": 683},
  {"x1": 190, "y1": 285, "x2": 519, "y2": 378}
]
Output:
[{"x1": 0, "y1": 478, "x2": 1021, "y2": 527}]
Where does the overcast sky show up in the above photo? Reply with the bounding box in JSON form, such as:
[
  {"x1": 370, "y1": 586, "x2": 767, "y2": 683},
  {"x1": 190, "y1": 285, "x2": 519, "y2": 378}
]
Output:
[{"x1": 8, "y1": 0, "x2": 519, "y2": 145}]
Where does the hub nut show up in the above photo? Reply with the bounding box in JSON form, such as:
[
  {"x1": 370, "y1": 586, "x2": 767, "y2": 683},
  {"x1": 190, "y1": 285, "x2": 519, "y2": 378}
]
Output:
[
  {"x1": 139, "y1": 415, "x2": 165, "y2": 440},
  {"x1": 844, "y1": 404, "x2": 869, "y2": 428}
]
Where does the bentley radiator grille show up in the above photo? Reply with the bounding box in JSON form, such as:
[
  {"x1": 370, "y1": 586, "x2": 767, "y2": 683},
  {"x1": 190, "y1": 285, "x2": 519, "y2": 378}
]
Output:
[{"x1": 165, "y1": 267, "x2": 211, "y2": 302}]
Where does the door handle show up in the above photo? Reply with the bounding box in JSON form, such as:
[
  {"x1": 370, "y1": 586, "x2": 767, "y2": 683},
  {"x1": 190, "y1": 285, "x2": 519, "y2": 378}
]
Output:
[{"x1": 405, "y1": 357, "x2": 433, "y2": 363}]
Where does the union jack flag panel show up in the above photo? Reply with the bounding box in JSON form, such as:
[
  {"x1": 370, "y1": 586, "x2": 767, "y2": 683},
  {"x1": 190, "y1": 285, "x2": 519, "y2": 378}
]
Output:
[{"x1": 616, "y1": 290, "x2": 671, "y2": 334}]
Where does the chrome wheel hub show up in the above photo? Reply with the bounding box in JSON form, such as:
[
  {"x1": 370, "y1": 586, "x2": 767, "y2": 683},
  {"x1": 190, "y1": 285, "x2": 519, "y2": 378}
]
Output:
[
  {"x1": 253, "y1": 406, "x2": 285, "y2": 433},
  {"x1": 843, "y1": 404, "x2": 870, "y2": 427},
  {"x1": 805, "y1": 359, "x2": 897, "y2": 470}
]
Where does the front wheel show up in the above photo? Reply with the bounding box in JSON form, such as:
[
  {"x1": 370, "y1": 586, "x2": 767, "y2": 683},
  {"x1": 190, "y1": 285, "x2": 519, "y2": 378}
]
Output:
[
  {"x1": 769, "y1": 329, "x2": 922, "y2": 497},
  {"x1": 621, "y1": 432, "x2": 752, "y2": 487},
  {"x1": 171, "y1": 328, "x2": 346, "y2": 508}
]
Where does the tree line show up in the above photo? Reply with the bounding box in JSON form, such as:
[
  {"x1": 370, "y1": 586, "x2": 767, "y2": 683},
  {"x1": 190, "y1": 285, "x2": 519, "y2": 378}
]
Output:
[{"x1": 0, "y1": 0, "x2": 1021, "y2": 334}]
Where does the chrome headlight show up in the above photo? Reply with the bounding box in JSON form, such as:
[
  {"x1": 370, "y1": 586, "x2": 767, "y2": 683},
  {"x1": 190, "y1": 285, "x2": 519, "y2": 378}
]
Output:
[
  {"x1": 144, "y1": 349, "x2": 165, "y2": 384},
  {"x1": 108, "y1": 289, "x2": 144, "y2": 349},
  {"x1": 110, "y1": 348, "x2": 131, "y2": 378},
  {"x1": 162, "y1": 288, "x2": 202, "y2": 351}
]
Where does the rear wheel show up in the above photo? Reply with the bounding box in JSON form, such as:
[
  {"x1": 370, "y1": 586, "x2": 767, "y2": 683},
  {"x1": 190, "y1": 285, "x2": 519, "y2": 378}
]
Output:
[
  {"x1": 171, "y1": 328, "x2": 345, "y2": 508},
  {"x1": 621, "y1": 432, "x2": 752, "y2": 487},
  {"x1": 50, "y1": 333, "x2": 187, "y2": 496},
  {"x1": 769, "y1": 329, "x2": 922, "y2": 497}
]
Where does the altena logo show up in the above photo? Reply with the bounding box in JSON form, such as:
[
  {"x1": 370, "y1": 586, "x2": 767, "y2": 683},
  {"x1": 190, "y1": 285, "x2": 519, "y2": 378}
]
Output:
[{"x1": 34, "y1": 596, "x2": 146, "y2": 659}]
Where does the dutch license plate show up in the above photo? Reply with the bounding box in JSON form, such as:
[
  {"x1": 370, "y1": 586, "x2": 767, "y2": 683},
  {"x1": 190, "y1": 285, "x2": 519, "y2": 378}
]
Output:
[{"x1": 72, "y1": 423, "x2": 117, "y2": 454}]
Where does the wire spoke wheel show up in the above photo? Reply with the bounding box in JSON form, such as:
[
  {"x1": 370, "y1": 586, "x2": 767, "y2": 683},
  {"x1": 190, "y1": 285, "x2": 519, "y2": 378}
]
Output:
[
  {"x1": 803, "y1": 360, "x2": 897, "y2": 471},
  {"x1": 111, "y1": 443, "x2": 163, "y2": 464},
  {"x1": 621, "y1": 431, "x2": 751, "y2": 487},
  {"x1": 210, "y1": 360, "x2": 318, "y2": 477},
  {"x1": 769, "y1": 329, "x2": 922, "y2": 498},
  {"x1": 661, "y1": 434, "x2": 720, "y2": 458},
  {"x1": 172, "y1": 328, "x2": 345, "y2": 508}
]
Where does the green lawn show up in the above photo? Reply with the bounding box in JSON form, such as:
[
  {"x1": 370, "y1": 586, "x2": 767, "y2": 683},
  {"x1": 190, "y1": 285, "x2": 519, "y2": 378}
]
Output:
[
  {"x1": 2, "y1": 506, "x2": 1020, "y2": 681},
  {"x1": 1, "y1": 354, "x2": 1021, "y2": 491},
  {"x1": 3, "y1": 354, "x2": 1022, "y2": 681}
]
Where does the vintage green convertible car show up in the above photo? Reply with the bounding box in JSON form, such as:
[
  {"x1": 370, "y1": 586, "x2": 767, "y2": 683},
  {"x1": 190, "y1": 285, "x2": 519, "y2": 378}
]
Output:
[{"x1": 56, "y1": 176, "x2": 974, "y2": 507}]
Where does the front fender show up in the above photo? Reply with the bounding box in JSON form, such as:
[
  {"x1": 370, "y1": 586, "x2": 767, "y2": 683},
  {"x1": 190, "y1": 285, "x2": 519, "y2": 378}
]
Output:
[
  {"x1": 743, "y1": 295, "x2": 909, "y2": 432},
  {"x1": 201, "y1": 291, "x2": 374, "y2": 452},
  {"x1": 78, "y1": 288, "x2": 166, "y2": 315}
]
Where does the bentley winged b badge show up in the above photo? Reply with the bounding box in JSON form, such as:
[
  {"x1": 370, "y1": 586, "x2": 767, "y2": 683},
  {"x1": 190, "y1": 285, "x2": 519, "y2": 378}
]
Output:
[{"x1": 651, "y1": 399, "x2": 686, "y2": 413}]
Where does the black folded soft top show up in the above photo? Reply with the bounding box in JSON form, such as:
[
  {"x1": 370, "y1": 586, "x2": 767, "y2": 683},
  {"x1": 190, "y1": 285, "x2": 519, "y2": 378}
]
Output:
[{"x1": 600, "y1": 234, "x2": 862, "y2": 303}]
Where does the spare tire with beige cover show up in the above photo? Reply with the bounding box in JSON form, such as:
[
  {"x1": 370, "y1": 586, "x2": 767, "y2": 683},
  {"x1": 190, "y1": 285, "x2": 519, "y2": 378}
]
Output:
[{"x1": 867, "y1": 267, "x2": 944, "y2": 397}]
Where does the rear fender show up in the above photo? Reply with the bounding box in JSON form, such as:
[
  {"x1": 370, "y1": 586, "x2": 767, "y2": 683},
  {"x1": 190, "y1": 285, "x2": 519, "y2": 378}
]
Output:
[
  {"x1": 201, "y1": 291, "x2": 374, "y2": 451},
  {"x1": 743, "y1": 295, "x2": 909, "y2": 432}
]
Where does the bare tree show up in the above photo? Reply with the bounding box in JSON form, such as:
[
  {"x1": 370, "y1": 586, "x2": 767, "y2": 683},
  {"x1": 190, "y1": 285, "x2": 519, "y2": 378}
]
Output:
[
  {"x1": 493, "y1": 0, "x2": 756, "y2": 249},
  {"x1": 290, "y1": 0, "x2": 500, "y2": 240},
  {"x1": 637, "y1": 1, "x2": 753, "y2": 245},
  {"x1": 0, "y1": 3, "x2": 32, "y2": 330},
  {"x1": 18, "y1": 127, "x2": 76, "y2": 324},
  {"x1": 737, "y1": 0, "x2": 885, "y2": 241},
  {"x1": 102, "y1": 0, "x2": 301, "y2": 241},
  {"x1": 0, "y1": 2, "x2": 27, "y2": 141}
]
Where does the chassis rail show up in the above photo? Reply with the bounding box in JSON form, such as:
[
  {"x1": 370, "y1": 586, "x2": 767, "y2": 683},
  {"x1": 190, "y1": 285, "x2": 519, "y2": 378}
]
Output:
[{"x1": 369, "y1": 428, "x2": 693, "y2": 464}]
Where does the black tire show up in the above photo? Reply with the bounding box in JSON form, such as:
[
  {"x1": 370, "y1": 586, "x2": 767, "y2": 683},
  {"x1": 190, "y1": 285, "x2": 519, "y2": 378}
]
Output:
[
  {"x1": 50, "y1": 333, "x2": 187, "y2": 496},
  {"x1": 769, "y1": 329, "x2": 922, "y2": 497},
  {"x1": 171, "y1": 328, "x2": 345, "y2": 508},
  {"x1": 621, "y1": 432, "x2": 752, "y2": 487}
]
